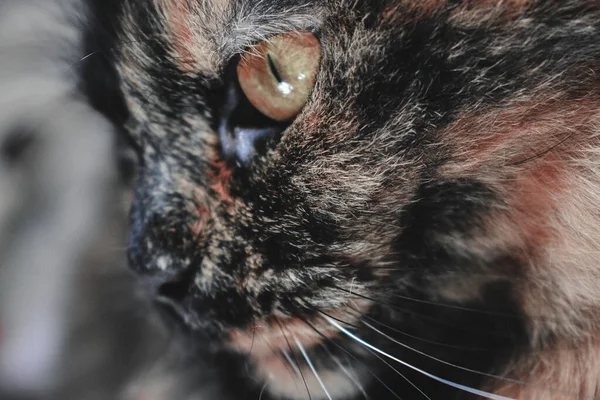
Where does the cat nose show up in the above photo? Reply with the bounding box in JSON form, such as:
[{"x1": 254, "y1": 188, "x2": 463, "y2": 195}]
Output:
[{"x1": 127, "y1": 198, "x2": 203, "y2": 286}]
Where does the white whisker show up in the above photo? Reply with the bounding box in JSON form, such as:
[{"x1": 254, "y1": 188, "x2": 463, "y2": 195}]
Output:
[
  {"x1": 294, "y1": 337, "x2": 333, "y2": 400},
  {"x1": 276, "y1": 319, "x2": 312, "y2": 399},
  {"x1": 259, "y1": 380, "x2": 270, "y2": 400},
  {"x1": 361, "y1": 321, "x2": 536, "y2": 388},
  {"x1": 365, "y1": 347, "x2": 431, "y2": 400},
  {"x1": 323, "y1": 346, "x2": 369, "y2": 399},
  {"x1": 323, "y1": 316, "x2": 514, "y2": 400},
  {"x1": 282, "y1": 349, "x2": 303, "y2": 378}
]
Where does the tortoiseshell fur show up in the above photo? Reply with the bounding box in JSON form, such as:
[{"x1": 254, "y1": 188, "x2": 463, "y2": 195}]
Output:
[{"x1": 84, "y1": 1, "x2": 600, "y2": 399}]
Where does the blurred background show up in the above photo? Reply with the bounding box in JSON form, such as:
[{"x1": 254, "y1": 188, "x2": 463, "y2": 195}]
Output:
[{"x1": 0, "y1": 1, "x2": 174, "y2": 399}]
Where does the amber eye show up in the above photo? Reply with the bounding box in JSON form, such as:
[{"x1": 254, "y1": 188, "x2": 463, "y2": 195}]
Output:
[{"x1": 236, "y1": 32, "x2": 321, "y2": 122}]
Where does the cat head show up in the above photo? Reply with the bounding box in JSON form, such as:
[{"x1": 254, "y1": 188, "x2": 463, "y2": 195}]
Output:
[{"x1": 102, "y1": 0, "x2": 600, "y2": 398}]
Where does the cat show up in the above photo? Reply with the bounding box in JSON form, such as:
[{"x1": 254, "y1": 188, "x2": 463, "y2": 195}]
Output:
[{"x1": 82, "y1": 0, "x2": 600, "y2": 399}]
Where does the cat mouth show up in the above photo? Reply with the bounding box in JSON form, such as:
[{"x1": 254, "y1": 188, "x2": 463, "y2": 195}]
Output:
[
  {"x1": 227, "y1": 307, "x2": 369, "y2": 400},
  {"x1": 228, "y1": 315, "x2": 337, "y2": 357}
]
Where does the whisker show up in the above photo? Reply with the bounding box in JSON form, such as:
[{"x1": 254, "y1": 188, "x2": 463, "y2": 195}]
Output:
[
  {"x1": 308, "y1": 305, "x2": 360, "y2": 329},
  {"x1": 330, "y1": 284, "x2": 514, "y2": 338},
  {"x1": 282, "y1": 349, "x2": 303, "y2": 379},
  {"x1": 242, "y1": 319, "x2": 258, "y2": 378},
  {"x1": 321, "y1": 344, "x2": 369, "y2": 399},
  {"x1": 376, "y1": 285, "x2": 559, "y2": 321},
  {"x1": 365, "y1": 347, "x2": 431, "y2": 400},
  {"x1": 322, "y1": 315, "x2": 515, "y2": 400},
  {"x1": 345, "y1": 303, "x2": 494, "y2": 352},
  {"x1": 361, "y1": 320, "x2": 583, "y2": 399},
  {"x1": 275, "y1": 317, "x2": 313, "y2": 400},
  {"x1": 76, "y1": 50, "x2": 101, "y2": 65},
  {"x1": 291, "y1": 310, "x2": 404, "y2": 400},
  {"x1": 301, "y1": 301, "x2": 428, "y2": 399},
  {"x1": 69, "y1": 36, "x2": 164, "y2": 71},
  {"x1": 255, "y1": 332, "x2": 298, "y2": 383},
  {"x1": 258, "y1": 380, "x2": 269, "y2": 400},
  {"x1": 341, "y1": 289, "x2": 589, "y2": 357},
  {"x1": 313, "y1": 257, "x2": 600, "y2": 279},
  {"x1": 294, "y1": 336, "x2": 333, "y2": 400},
  {"x1": 246, "y1": 319, "x2": 257, "y2": 358},
  {"x1": 510, "y1": 131, "x2": 575, "y2": 166}
]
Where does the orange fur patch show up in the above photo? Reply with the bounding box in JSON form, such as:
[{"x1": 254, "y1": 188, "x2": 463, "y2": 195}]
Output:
[
  {"x1": 440, "y1": 95, "x2": 598, "y2": 176},
  {"x1": 442, "y1": 96, "x2": 598, "y2": 254},
  {"x1": 227, "y1": 300, "x2": 369, "y2": 356},
  {"x1": 208, "y1": 160, "x2": 234, "y2": 202},
  {"x1": 441, "y1": 93, "x2": 600, "y2": 342},
  {"x1": 162, "y1": 0, "x2": 197, "y2": 72},
  {"x1": 159, "y1": 0, "x2": 228, "y2": 73}
]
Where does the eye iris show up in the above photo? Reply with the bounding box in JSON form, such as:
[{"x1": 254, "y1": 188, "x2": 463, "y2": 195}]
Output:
[{"x1": 237, "y1": 32, "x2": 321, "y2": 122}]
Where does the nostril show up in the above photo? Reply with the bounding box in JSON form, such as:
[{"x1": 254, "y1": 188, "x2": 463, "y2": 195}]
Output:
[
  {"x1": 153, "y1": 263, "x2": 208, "y2": 330},
  {"x1": 158, "y1": 279, "x2": 190, "y2": 302},
  {"x1": 155, "y1": 277, "x2": 193, "y2": 324},
  {"x1": 156, "y1": 265, "x2": 197, "y2": 303}
]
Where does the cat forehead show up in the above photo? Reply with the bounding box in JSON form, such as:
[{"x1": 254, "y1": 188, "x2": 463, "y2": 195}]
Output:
[
  {"x1": 148, "y1": 0, "x2": 534, "y2": 74},
  {"x1": 156, "y1": 0, "x2": 327, "y2": 74},
  {"x1": 116, "y1": 0, "x2": 545, "y2": 129},
  {"x1": 156, "y1": 0, "x2": 453, "y2": 73}
]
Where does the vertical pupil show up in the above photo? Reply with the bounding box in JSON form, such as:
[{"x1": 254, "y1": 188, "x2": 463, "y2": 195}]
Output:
[{"x1": 267, "y1": 54, "x2": 282, "y2": 83}]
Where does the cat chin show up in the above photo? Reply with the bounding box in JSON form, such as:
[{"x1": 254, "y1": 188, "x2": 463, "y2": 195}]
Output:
[
  {"x1": 259, "y1": 357, "x2": 364, "y2": 400},
  {"x1": 225, "y1": 312, "x2": 368, "y2": 399}
]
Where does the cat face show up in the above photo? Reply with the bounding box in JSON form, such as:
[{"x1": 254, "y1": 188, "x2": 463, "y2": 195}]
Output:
[{"x1": 106, "y1": 0, "x2": 600, "y2": 398}]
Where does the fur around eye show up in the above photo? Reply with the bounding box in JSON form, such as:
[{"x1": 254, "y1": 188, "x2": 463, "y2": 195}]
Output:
[{"x1": 237, "y1": 32, "x2": 321, "y2": 122}]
